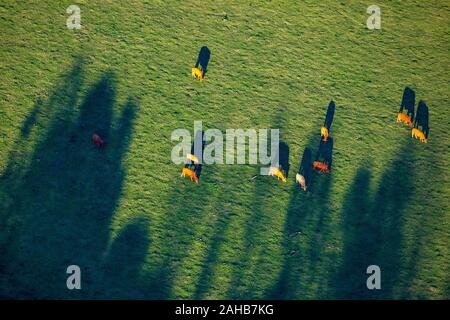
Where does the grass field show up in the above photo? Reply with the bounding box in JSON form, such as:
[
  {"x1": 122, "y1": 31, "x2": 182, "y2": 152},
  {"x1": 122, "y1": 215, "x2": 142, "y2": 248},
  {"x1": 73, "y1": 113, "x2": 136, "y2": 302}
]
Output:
[{"x1": 0, "y1": 1, "x2": 449, "y2": 299}]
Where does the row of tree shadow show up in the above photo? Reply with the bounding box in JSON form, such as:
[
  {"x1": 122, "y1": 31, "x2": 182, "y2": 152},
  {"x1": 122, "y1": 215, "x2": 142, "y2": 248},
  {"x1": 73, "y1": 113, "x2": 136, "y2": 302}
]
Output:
[
  {"x1": 0, "y1": 57, "x2": 144, "y2": 298},
  {"x1": 0, "y1": 57, "x2": 425, "y2": 299},
  {"x1": 267, "y1": 141, "x2": 417, "y2": 299}
]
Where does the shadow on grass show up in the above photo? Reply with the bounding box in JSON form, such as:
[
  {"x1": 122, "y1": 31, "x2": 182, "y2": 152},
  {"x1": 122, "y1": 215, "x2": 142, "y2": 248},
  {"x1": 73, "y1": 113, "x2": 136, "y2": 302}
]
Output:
[
  {"x1": 187, "y1": 111, "x2": 293, "y2": 299},
  {"x1": 265, "y1": 132, "x2": 334, "y2": 299},
  {"x1": 323, "y1": 101, "x2": 335, "y2": 132},
  {"x1": 315, "y1": 137, "x2": 334, "y2": 171},
  {"x1": 279, "y1": 141, "x2": 290, "y2": 178},
  {"x1": 195, "y1": 46, "x2": 211, "y2": 76},
  {"x1": 0, "y1": 57, "x2": 142, "y2": 298},
  {"x1": 297, "y1": 147, "x2": 312, "y2": 190},
  {"x1": 20, "y1": 98, "x2": 44, "y2": 138},
  {"x1": 329, "y1": 141, "x2": 416, "y2": 299},
  {"x1": 192, "y1": 177, "x2": 240, "y2": 299},
  {"x1": 224, "y1": 178, "x2": 277, "y2": 298},
  {"x1": 100, "y1": 216, "x2": 152, "y2": 298},
  {"x1": 222, "y1": 114, "x2": 291, "y2": 298},
  {"x1": 399, "y1": 86, "x2": 415, "y2": 121},
  {"x1": 151, "y1": 160, "x2": 220, "y2": 299},
  {"x1": 414, "y1": 100, "x2": 429, "y2": 139},
  {"x1": 221, "y1": 107, "x2": 336, "y2": 299}
]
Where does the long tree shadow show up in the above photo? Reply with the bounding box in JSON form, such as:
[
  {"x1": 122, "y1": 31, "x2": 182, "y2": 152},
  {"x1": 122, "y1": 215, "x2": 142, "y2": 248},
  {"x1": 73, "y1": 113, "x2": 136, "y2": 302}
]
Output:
[
  {"x1": 147, "y1": 149, "x2": 221, "y2": 299},
  {"x1": 189, "y1": 136, "x2": 290, "y2": 299},
  {"x1": 265, "y1": 132, "x2": 334, "y2": 299},
  {"x1": 224, "y1": 110, "x2": 292, "y2": 299},
  {"x1": 296, "y1": 147, "x2": 313, "y2": 191},
  {"x1": 99, "y1": 215, "x2": 151, "y2": 299},
  {"x1": 192, "y1": 172, "x2": 244, "y2": 299},
  {"x1": 0, "y1": 57, "x2": 87, "y2": 298},
  {"x1": 225, "y1": 172, "x2": 278, "y2": 298},
  {"x1": 0, "y1": 58, "x2": 140, "y2": 298},
  {"x1": 265, "y1": 102, "x2": 338, "y2": 299},
  {"x1": 330, "y1": 141, "x2": 416, "y2": 299},
  {"x1": 225, "y1": 106, "x2": 336, "y2": 299},
  {"x1": 191, "y1": 129, "x2": 286, "y2": 299}
]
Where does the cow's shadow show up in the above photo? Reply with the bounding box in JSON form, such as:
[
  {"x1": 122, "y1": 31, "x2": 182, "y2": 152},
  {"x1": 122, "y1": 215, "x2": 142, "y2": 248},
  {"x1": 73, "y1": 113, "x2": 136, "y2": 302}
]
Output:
[
  {"x1": 399, "y1": 86, "x2": 415, "y2": 121},
  {"x1": 315, "y1": 137, "x2": 334, "y2": 170},
  {"x1": 323, "y1": 100, "x2": 335, "y2": 132},
  {"x1": 297, "y1": 147, "x2": 313, "y2": 190},
  {"x1": 414, "y1": 100, "x2": 430, "y2": 138},
  {"x1": 194, "y1": 46, "x2": 211, "y2": 76},
  {"x1": 279, "y1": 141, "x2": 290, "y2": 178}
]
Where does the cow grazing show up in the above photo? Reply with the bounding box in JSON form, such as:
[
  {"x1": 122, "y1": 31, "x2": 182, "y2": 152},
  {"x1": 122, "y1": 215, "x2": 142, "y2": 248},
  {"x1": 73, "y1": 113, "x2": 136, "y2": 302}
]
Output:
[
  {"x1": 313, "y1": 161, "x2": 331, "y2": 173},
  {"x1": 321, "y1": 127, "x2": 329, "y2": 142},
  {"x1": 92, "y1": 133, "x2": 105, "y2": 148},
  {"x1": 269, "y1": 166, "x2": 287, "y2": 182},
  {"x1": 181, "y1": 167, "x2": 199, "y2": 183},
  {"x1": 314, "y1": 138, "x2": 333, "y2": 173},
  {"x1": 397, "y1": 112, "x2": 413, "y2": 126},
  {"x1": 296, "y1": 173, "x2": 307, "y2": 191},
  {"x1": 411, "y1": 128, "x2": 428, "y2": 143},
  {"x1": 296, "y1": 147, "x2": 312, "y2": 191},
  {"x1": 191, "y1": 67, "x2": 204, "y2": 80}
]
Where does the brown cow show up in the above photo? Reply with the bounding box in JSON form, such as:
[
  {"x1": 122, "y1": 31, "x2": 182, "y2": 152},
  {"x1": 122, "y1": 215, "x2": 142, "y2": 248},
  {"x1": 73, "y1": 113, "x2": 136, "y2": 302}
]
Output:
[{"x1": 92, "y1": 133, "x2": 105, "y2": 148}]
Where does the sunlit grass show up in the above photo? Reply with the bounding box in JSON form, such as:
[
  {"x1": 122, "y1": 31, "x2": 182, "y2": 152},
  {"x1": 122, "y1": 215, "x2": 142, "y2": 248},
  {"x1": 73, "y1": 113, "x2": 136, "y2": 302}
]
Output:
[{"x1": 0, "y1": 0, "x2": 448, "y2": 299}]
